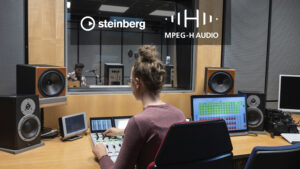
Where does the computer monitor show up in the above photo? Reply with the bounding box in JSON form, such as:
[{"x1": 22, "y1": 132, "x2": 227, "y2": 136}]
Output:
[
  {"x1": 278, "y1": 75, "x2": 300, "y2": 113},
  {"x1": 191, "y1": 94, "x2": 248, "y2": 133},
  {"x1": 90, "y1": 118, "x2": 113, "y2": 133},
  {"x1": 113, "y1": 117, "x2": 131, "y2": 130}
]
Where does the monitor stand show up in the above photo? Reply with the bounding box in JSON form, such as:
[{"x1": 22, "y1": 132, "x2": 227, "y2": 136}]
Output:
[
  {"x1": 229, "y1": 131, "x2": 248, "y2": 137},
  {"x1": 62, "y1": 135, "x2": 83, "y2": 141},
  {"x1": 248, "y1": 130, "x2": 267, "y2": 135}
]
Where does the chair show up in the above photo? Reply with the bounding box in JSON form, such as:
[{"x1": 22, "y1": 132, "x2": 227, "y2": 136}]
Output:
[
  {"x1": 244, "y1": 143, "x2": 300, "y2": 169},
  {"x1": 147, "y1": 119, "x2": 233, "y2": 169}
]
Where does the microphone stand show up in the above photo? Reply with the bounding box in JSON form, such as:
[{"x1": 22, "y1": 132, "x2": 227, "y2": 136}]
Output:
[{"x1": 86, "y1": 70, "x2": 99, "y2": 85}]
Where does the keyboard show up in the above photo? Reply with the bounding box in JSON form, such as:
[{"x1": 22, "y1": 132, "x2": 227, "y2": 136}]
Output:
[
  {"x1": 90, "y1": 133, "x2": 123, "y2": 162},
  {"x1": 281, "y1": 133, "x2": 300, "y2": 144}
]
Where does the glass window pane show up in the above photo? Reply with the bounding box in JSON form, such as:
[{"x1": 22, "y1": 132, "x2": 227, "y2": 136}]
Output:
[{"x1": 66, "y1": 0, "x2": 196, "y2": 92}]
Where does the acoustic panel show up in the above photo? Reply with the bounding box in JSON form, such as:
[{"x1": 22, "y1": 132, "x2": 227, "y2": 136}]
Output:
[
  {"x1": 267, "y1": 0, "x2": 300, "y2": 100},
  {"x1": 0, "y1": 0, "x2": 26, "y2": 95},
  {"x1": 223, "y1": 0, "x2": 269, "y2": 93}
]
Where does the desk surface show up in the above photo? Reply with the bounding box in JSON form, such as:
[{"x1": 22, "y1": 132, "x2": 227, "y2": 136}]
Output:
[
  {"x1": 231, "y1": 133, "x2": 290, "y2": 159},
  {"x1": 0, "y1": 133, "x2": 290, "y2": 169}
]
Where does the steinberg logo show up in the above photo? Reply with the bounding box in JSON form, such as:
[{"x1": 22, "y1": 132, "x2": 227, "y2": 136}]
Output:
[
  {"x1": 98, "y1": 20, "x2": 145, "y2": 30},
  {"x1": 164, "y1": 10, "x2": 220, "y2": 39},
  {"x1": 81, "y1": 16, "x2": 146, "y2": 31}
]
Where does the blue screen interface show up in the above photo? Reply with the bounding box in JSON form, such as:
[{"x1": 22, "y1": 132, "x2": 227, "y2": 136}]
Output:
[{"x1": 192, "y1": 96, "x2": 247, "y2": 131}]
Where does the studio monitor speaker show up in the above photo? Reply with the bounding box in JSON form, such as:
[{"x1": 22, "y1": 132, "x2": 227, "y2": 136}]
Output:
[
  {"x1": 0, "y1": 95, "x2": 44, "y2": 154},
  {"x1": 238, "y1": 91, "x2": 266, "y2": 132},
  {"x1": 17, "y1": 65, "x2": 66, "y2": 98},
  {"x1": 205, "y1": 67, "x2": 235, "y2": 94}
]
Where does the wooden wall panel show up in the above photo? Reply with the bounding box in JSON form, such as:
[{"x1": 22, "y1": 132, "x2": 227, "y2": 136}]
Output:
[
  {"x1": 28, "y1": 0, "x2": 223, "y2": 129},
  {"x1": 28, "y1": 0, "x2": 64, "y2": 67}
]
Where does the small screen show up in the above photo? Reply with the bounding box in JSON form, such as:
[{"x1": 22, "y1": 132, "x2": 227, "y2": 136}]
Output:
[
  {"x1": 192, "y1": 95, "x2": 247, "y2": 132},
  {"x1": 279, "y1": 76, "x2": 300, "y2": 111},
  {"x1": 65, "y1": 114, "x2": 86, "y2": 134},
  {"x1": 114, "y1": 118, "x2": 130, "y2": 129},
  {"x1": 91, "y1": 119, "x2": 112, "y2": 131}
]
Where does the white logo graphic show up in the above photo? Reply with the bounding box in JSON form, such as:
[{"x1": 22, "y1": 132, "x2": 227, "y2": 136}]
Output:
[
  {"x1": 80, "y1": 16, "x2": 146, "y2": 31},
  {"x1": 165, "y1": 10, "x2": 219, "y2": 28},
  {"x1": 80, "y1": 16, "x2": 96, "y2": 32}
]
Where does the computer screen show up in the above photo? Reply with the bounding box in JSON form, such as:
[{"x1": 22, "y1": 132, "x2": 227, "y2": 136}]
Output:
[
  {"x1": 114, "y1": 117, "x2": 131, "y2": 130},
  {"x1": 65, "y1": 113, "x2": 86, "y2": 134},
  {"x1": 278, "y1": 75, "x2": 300, "y2": 112},
  {"x1": 191, "y1": 94, "x2": 247, "y2": 132},
  {"x1": 90, "y1": 118, "x2": 113, "y2": 132}
]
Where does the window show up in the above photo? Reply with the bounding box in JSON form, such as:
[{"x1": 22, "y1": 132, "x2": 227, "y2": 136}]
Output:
[{"x1": 66, "y1": 0, "x2": 196, "y2": 93}]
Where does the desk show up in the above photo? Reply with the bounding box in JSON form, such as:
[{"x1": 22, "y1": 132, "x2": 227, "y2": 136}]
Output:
[
  {"x1": 0, "y1": 134, "x2": 291, "y2": 169},
  {"x1": 0, "y1": 136, "x2": 98, "y2": 169},
  {"x1": 231, "y1": 133, "x2": 290, "y2": 159}
]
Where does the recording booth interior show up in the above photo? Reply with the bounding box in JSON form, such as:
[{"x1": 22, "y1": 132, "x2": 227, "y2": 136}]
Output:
[{"x1": 1, "y1": 0, "x2": 300, "y2": 169}]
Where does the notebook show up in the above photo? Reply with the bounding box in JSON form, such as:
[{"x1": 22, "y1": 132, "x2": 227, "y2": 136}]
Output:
[{"x1": 281, "y1": 133, "x2": 300, "y2": 144}]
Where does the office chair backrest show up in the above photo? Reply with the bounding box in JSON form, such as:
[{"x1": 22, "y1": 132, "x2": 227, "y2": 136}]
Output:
[
  {"x1": 147, "y1": 119, "x2": 233, "y2": 169},
  {"x1": 244, "y1": 143, "x2": 300, "y2": 169}
]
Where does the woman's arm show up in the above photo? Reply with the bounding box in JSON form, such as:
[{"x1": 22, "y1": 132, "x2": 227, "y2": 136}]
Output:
[{"x1": 103, "y1": 128, "x2": 125, "y2": 136}]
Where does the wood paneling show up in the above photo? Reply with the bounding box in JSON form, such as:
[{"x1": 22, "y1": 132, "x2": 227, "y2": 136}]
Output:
[
  {"x1": 28, "y1": 0, "x2": 223, "y2": 129},
  {"x1": 28, "y1": 0, "x2": 64, "y2": 66}
]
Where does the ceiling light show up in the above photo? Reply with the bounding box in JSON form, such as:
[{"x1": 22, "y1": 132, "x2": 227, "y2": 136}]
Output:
[
  {"x1": 67, "y1": 2, "x2": 71, "y2": 9},
  {"x1": 149, "y1": 10, "x2": 175, "y2": 17},
  {"x1": 99, "y1": 4, "x2": 129, "y2": 13}
]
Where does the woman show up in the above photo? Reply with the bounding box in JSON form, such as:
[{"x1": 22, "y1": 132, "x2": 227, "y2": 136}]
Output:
[{"x1": 93, "y1": 45, "x2": 186, "y2": 169}]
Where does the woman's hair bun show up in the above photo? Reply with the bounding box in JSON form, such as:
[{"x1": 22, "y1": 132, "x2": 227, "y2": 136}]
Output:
[{"x1": 138, "y1": 45, "x2": 158, "y2": 63}]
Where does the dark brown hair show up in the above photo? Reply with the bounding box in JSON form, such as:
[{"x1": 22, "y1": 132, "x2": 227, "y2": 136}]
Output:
[{"x1": 133, "y1": 45, "x2": 166, "y2": 95}]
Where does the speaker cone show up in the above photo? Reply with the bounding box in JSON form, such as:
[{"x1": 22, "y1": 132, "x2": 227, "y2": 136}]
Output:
[
  {"x1": 38, "y1": 69, "x2": 65, "y2": 97},
  {"x1": 18, "y1": 115, "x2": 41, "y2": 142},
  {"x1": 247, "y1": 107, "x2": 264, "y2": 128},
  {"x1": 208, "y1": 71, "x2": 234, "y2": 94}
]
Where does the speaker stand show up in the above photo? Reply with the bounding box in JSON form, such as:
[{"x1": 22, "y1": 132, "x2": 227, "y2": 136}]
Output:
[
  {"x1": 62, "y1": 135, "x2": 83, "y2": 141},
  {"x1": 40, "y1": 108, "x2": 58, "y2": 139},
  {"x1": 0, "y1": 142, "x2": 45, "y2": 154}
]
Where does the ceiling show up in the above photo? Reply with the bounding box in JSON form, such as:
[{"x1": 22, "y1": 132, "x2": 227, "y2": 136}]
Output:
[{"x1": 69, "y1": 0, "x2": 176, "y2": 18}]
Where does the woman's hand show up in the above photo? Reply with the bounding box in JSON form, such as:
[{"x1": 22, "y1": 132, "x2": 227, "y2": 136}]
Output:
[
  {"x1": 103, "y1": 128, "x2": 125, "y2": 136},
  {"x1": 92, "y1": 143, "x2": 108, "y2": 161}
]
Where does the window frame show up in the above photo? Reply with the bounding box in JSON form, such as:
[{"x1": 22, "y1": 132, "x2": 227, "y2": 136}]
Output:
[{"x1": 64, "y1": 0, "x2": 197, "y2": 95}]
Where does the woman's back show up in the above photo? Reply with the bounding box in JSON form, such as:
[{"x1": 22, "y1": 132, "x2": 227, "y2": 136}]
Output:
[
  {"x1": 94, "y1": 45, "x2": 185, "y2": 169},
  {"x1": 100, "y1": 104, "x2": 185, "y2": 169}
]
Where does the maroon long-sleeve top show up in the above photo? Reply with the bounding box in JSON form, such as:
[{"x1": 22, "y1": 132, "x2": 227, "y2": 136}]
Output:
[{"x1": 99, "y1": 104, "x2": 186, "y2": 169}]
